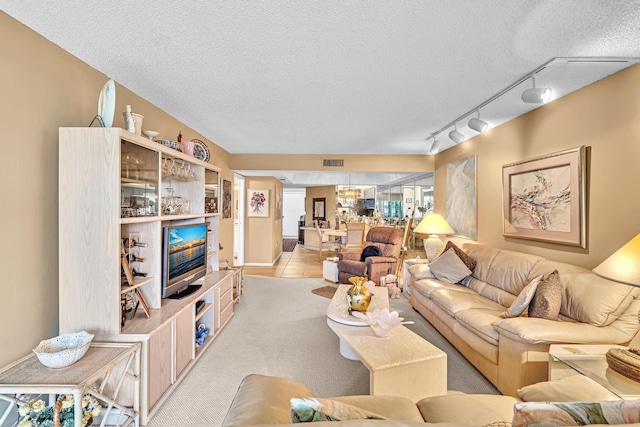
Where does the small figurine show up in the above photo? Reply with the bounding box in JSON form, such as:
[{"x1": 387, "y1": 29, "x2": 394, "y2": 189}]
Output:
[{"x1": 177, "y1": 130, "x2": 182, "y2": 142}]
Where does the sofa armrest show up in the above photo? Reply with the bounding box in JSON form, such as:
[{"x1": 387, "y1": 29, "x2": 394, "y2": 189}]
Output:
[
  {"x1": 222, "y1": 374, "x2": 314, "y2": 426},
  {"x1": 493, "y1": 317, "x2": 634, "y2": 345},
  {"x1": 339, "y1": 252, "x2": 361, "y2": 261}
]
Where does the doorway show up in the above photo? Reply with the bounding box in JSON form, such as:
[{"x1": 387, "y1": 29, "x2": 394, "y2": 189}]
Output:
[
  {"x1": 233, "y1": 173, "x2": 245, "y2": 266},
  {"x1": 282, "y1": 189, "x2": 306, "y2": 238}
]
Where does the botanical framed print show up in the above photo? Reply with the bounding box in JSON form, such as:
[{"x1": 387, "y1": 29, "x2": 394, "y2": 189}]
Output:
[
  {"x1": 312, "y1": 197, "x2": 326, "y2": 221},
  {"x1": 248, "y1": 189, "x2": 269, "y2": 217},
  {"x1": 502, "y1": 146, "x2": 586, "y2": 247},
  {"x1": 446, "y1": 155, "x2": 477, "y2": 240},
  {"x1": 222, "y1": 179, "x2": 232, "y2": 219}
]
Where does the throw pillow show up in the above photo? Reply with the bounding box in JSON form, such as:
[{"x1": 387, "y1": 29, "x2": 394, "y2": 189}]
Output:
[
  {"x1": 290, "y1": 397, "x2": 386, "y2": 422},
  {"x1": 360, "y1": 245, "x2": 382, "y2": 262},
  {"x1": 512, "y1": 400, "x2": 640, "y2": 427},
  {"x1": 528, "y1": 270, "x2": 563, "y2": 320},
  {"x1": 408, "y1": 263, "x2": 435, "y2": 279},
  {"x1": 443, "y1": 241, "x2": 477, "y2": 271},
  {"x1": 501, "y1": 275, "x2": 543, "y2": 318},
  {"x1": 516, "y1": 375, "x2": 619, "y2": 402},
  {"x1": 428, "y1": 248, "x2": 472, "y2": 284}
]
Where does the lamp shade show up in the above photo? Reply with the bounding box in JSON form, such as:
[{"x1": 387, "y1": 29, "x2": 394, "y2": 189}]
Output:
[
  {"x1": 414, "y1": 213, "x2": 455, "y2": 235},
  {"x1": 593, "y1": 233, "x2": 640, "y2": 287}
]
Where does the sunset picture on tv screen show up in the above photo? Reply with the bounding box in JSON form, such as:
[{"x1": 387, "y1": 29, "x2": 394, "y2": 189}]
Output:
[{"x1": 168, "y1": 226, "x2": 207, "y2": 280}]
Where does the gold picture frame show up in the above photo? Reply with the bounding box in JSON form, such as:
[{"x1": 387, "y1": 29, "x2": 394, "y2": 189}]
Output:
[{"x1": 502, "y1": 146, "x2": 587, "y2": 248}]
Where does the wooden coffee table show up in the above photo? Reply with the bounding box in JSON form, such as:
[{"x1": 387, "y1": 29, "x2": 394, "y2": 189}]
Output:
[{"x1": 327, "y1": 285, "x2": 447, "y2": 402}]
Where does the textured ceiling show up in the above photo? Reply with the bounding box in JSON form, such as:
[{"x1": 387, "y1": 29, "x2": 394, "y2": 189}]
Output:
[{"x1": 3, "y1": 1, "x2": 640, "y2": 184}]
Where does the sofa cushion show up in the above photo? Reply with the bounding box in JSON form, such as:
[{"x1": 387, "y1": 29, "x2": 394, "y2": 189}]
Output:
[
  {"x1": 512, "y1": 399, "x2": 640, "y2": 427},
  {"x1": 408, "y1": 263, "x2": 435, "y2": 280},
  {"x1": 429, "y1": 248, "x2": 472, "y2": 284},
  {"x1": 222, "y1": 374, "x2": 314, "y2": 426},
  {"x1": 483, "y1": 249, "x2": 545, "y2": 296},
  {"x1": 462, "y1": 244, "x2": 501, "y2": 283},
  {"x1": 417, "y1": 394, "x2": 518, "y2": 425},
  {"x1": 559, "y1": 273, "x2": 640, "y2": 327},
  {"x1": 454, "y1": 308, "x2": 503, "y2": 345},
  {"x1": 528, "y1": 270, "x2": 563, "y2": 320},
  {"x1": 413, "y1": 278, "x2": 477, "y2": 299},
  {"x1": 466, "y1": 277, "x2": 516, "y2": 308},
  {"x1": 430, "y1": 289, "x2": 505, "y2": 318},
  {"x1": 329, "y1": 396, "x2": 425, "y2": 423},
  {"x1": 502, "y1": 275, "x2": 543, "y2": 318},
  {"x1": 444, "y1": 241, "x2": 476, "y2": 271},
  {"x1": 290, "y1": 397, "x2": 385, "y2": 422},
  {"x1": 516, "y1": 375, "x2": 620, "y2": 402}
]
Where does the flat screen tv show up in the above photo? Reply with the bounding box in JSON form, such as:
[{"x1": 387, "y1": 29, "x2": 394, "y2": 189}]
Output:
[{"x1": 161, "y1": 223, "x2": 208, "y2": 299}]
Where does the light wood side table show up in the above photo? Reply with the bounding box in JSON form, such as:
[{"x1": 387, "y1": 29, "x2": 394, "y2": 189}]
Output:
[{"x1": 0, "y1": 342, "x2": 141, "y2": 427}]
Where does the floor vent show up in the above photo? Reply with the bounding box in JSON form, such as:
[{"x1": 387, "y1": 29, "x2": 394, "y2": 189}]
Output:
[{"x1": 322, "y1": 159, "x2": 344, "y2": 167}]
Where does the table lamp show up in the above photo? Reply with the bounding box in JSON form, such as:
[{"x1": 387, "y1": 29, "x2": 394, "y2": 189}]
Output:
[
  {"x1": 592, "y1": 233, "x2": 640, "y2": 376},
  {"x1": 413, "y1": 213, "x2": 455, "y2": 262}
]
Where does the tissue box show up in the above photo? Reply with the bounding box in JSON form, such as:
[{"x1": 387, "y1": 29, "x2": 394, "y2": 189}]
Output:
[{"x1": 380, "y1": 274, "x2": 398, "y2": 287}]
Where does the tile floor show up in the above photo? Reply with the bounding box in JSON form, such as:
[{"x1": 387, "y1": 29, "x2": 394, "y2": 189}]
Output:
[{"x1": 243, "y1": 242, "x2": 426, "y2": 280}]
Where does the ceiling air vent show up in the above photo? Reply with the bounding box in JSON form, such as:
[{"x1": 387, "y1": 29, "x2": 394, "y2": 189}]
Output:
[{"x1": 322, "y1": 159, "x2": 344, "y2": 168}]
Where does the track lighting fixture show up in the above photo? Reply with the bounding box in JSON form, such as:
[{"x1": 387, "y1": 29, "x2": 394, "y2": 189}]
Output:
[
  {"x1": 448, "y1": 124, "x2": 465, "y2": 144},
  {"x1": 468, "y1": 111, "x2": 488, "y2": 133},
  {"x1": 521, "y1": 77, "x2": 552, "y2": 104},
  {"x1": 429, "y1": 138, "x2": 441, "y2": 154}
]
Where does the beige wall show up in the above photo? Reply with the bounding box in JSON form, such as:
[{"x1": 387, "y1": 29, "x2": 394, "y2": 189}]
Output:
[
  {"x1": 0, "y1": 13, "x2": 236, "y2": 368},
  {"x1": 305, "y1": 186, "x2": 338, "y2": 227},
  {"x1": 435, "y1": 63, "x2": 640, "y2": 268},
  {"x1": 244, "y1": 177, "x2": 283, "y2": 264}
]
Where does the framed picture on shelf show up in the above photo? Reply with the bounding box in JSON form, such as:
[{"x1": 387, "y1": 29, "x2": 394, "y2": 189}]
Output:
[
  {"x1": 502, "y1": 146, "x2": 586, "y2": 248},
  {"x1": 248, "y1": 189, "x2": 269, "y2": 217},
  {"x1": 312, "y1": 197, "x2": 326, "y2": 221}
]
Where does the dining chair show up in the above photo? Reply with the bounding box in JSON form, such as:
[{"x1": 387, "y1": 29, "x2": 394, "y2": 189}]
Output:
[
  {"x1": 314, "y1": 220, "x2": 340, "y2": 261},
  {"x1": 339, "y1": 222, "x2": 366, "y2": 254}
]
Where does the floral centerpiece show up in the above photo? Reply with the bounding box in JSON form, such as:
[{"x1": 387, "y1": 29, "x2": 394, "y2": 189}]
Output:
[{"x1": 18, "y1": 394, "x2": 102, "y2": 427}]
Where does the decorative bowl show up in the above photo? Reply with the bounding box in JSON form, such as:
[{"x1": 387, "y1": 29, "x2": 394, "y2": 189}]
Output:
[
  {"x1": 33, "y1": 331, "x2": 94, "y2": 368},
  {"x1": 142, "y1": 130, "x2": 159, "y2": 140},
  {"x1": 155, "y1": 139, "x2": 182, "y2": 151}
]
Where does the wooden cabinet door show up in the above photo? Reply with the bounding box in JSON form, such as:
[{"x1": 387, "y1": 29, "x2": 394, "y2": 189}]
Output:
[
  {"x1": 175, "y1": 307, "x2": 194, "y2": 377},
  {"x1": 147, "y1": 322, "x2": 172, "y2": 409}
]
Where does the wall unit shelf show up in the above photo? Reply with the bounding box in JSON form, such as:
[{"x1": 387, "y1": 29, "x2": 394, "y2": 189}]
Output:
[{"x1": 59, "y1": 127, "x2": 229, "y2": 426}]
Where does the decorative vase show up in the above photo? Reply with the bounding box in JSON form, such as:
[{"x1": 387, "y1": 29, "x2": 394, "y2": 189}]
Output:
[{"x1": 346, "y1": 276, "x2": 371, "y2": 313}]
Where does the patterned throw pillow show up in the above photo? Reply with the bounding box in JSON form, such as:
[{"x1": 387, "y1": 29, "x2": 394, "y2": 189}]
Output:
[
  {"x1": 528, "y1": 270, "x2": 562, "y2": 320},
  {"x1": 428, "y1": 248, "x2": 472, "y2": 284},
  {"x1": 290, "y1": 397, "x2": 385, "y2": 423},
  {"x1": 501, "y1": 275, "x2": 543, "y2": 318},
  {"x1": 443, "y1": 241, "x2": 477, "y2": 271},
  {"x1": 512, "y1": 400, "x2": 640, "y2": 427}
]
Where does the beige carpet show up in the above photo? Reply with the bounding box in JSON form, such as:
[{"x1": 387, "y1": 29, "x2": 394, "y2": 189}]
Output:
[
  {"x1": 311, "y1": 285, "x2": 337, "y2": 299},
  {"x1": 149, "y1": 276, "x2": 498, "y2": 427}
]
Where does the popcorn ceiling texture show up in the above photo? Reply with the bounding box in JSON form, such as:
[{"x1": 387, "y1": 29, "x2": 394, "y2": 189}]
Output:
[{"x1": 3, "y1": 1, "x2": 640, "y2": 155}]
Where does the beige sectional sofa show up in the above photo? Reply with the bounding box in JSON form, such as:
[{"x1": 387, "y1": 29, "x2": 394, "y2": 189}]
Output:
[{"x1": 408, "y1": 243, "x2": 640, "y2": 397}]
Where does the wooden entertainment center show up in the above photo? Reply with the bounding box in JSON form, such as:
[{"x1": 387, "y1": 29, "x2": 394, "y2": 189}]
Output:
[{"x1": 58, "y1": 128, "x2": 233, "y2": 425}]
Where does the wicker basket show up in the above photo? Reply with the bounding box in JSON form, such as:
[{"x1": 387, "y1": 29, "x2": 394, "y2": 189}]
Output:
[{"x1": 605, "y1": 347, "x2": 640, "y2": 382}]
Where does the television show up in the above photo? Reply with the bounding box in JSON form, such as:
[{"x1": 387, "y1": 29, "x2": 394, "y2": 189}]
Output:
[{"x1": 161, "y1": 223, "x2": 208, "y2": 299}]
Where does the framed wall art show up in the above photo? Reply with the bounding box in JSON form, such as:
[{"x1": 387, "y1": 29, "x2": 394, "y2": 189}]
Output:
[
  {"x1": 222, "y1": 179, "x2": 232, "y2": 219},
  {"x1": 248, "y1": 189, "x2": 269, "y2": 217},
  {"x1": 446, "y1": 155, "x2": 477, "y2": 240},
  {"x1": 502, "y1": 146, "x2": 586, "y2": 248},
  {"x1": 312, "y1": 197, "x2": 326, "y2": 221}
]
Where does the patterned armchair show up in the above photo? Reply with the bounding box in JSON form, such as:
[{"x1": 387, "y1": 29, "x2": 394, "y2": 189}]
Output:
[{"x1": 337, "y1": 226, "x2": 404, "y2": 285}]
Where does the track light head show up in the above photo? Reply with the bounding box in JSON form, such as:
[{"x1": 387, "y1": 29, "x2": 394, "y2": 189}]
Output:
[
  {"x1": 521, "y1": 77, "x2": 552, "y2": 104},
  {"x1": 448, "y1": 128, "x2": 465, "y2": 144},
  {"x1": 429, "y1": 138, "x2": 441, "y2": 154},
  {"x1": 468, "y1": 117, "x2": 488, "y2": 133}
]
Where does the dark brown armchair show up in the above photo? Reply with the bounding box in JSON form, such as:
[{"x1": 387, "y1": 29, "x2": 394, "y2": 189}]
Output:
[{"x1": 337, "y1": 226, "x2": 404, "y2": 285}]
